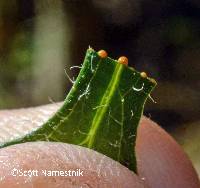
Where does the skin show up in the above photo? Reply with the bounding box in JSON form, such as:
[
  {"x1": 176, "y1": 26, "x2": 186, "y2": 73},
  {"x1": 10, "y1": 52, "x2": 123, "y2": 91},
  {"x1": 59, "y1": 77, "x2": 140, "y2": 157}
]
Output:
[{"x1": 0, "y1": 103, "x2": 199, "y2": 188}]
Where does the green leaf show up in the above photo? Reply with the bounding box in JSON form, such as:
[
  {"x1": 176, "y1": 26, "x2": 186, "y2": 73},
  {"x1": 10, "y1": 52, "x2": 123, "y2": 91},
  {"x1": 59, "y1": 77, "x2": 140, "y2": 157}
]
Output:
[{"x1": 0, "y1": 48, "x2": 156, "y2": 172}]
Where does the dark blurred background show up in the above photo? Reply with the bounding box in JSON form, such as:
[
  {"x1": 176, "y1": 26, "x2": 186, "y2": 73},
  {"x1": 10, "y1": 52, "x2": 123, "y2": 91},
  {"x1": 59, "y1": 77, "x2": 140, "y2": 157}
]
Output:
[{"x1": 0, "y1": 0, "x2": 199, "y2": 175}]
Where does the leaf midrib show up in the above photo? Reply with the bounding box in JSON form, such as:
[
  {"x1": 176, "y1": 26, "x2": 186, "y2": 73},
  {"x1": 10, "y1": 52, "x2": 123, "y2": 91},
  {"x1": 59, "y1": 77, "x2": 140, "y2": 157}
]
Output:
[{"x1": 81, "y1": 63, "x2": 124, "y2": 148}]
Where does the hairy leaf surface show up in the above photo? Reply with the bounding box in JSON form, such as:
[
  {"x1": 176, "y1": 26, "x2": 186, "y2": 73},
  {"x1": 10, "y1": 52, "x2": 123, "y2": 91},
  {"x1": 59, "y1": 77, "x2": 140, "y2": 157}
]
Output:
[{"x1": 0, "y1": 48, "x2": 156, "y2": 172}]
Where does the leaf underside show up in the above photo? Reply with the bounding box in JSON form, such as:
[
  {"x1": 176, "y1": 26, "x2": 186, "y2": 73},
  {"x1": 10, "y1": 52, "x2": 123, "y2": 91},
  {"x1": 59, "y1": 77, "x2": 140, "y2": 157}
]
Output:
[{"x1": 0, "y1": 48, "x2": 156, "y2": 172}]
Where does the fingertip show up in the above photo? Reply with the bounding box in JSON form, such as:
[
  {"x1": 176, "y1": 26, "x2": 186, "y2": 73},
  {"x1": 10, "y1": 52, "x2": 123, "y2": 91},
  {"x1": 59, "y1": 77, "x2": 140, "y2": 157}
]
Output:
[{"x1": 136, "y1": 116, "x2": 200, "y2": 188}]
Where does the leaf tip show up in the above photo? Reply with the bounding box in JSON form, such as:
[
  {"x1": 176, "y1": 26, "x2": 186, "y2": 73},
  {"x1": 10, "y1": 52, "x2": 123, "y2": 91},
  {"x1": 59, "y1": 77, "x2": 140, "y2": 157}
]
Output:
[
  {"x1": 140, "y1": 72, "x2": 157, "y2": 85},
  {"x1": 149, "y1": 78, "x2": 157, "y2": 85},
  {"x1": 88, "y1": 46, "x2": 94, "y2": 52}
]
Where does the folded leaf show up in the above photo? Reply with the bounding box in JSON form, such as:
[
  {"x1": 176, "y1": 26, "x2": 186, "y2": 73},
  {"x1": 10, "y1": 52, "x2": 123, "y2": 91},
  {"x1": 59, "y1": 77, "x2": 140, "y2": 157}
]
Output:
[{"x1": 0, "y1": 48, "x2": 156, "y2": 172}]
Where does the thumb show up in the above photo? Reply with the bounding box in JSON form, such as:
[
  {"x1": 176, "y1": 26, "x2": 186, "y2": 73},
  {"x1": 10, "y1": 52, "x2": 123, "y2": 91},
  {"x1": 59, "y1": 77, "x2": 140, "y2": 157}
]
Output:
[{"x1": 0, "y1": 142, "x2": 145, "y2": 188}]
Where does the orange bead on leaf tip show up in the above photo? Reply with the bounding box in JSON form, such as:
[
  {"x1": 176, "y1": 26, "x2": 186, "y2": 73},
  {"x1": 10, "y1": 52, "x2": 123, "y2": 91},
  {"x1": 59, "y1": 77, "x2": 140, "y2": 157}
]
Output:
[
  {"x1": 118, "y1": 56, "x2": 128, "y2": 65},
  {"x1": 140, "y1": 72, "x2": 147, "y2": 78},
  {"x1": 98, "y1": 50, "x2": 108, "y2": 58}
]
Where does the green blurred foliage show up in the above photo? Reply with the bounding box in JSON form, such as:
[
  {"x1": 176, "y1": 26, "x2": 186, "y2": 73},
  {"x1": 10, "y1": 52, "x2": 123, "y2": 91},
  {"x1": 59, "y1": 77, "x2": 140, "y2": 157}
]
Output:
[{"x1": 0, "y1": 0, "x2": 199, "y2": 130}]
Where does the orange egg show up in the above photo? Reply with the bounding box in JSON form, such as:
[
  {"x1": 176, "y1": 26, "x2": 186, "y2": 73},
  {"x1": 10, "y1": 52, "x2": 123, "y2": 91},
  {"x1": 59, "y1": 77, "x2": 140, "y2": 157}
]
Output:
[
  {"x1": 140, "y1": 72, "x2": 147, "y2": 78},
  {"x1": 118, "y1": 56, "x2": 128, "y2": 65},
  {"x1": 97, "y1": 50, "x2": 108, "y2": 58}
]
